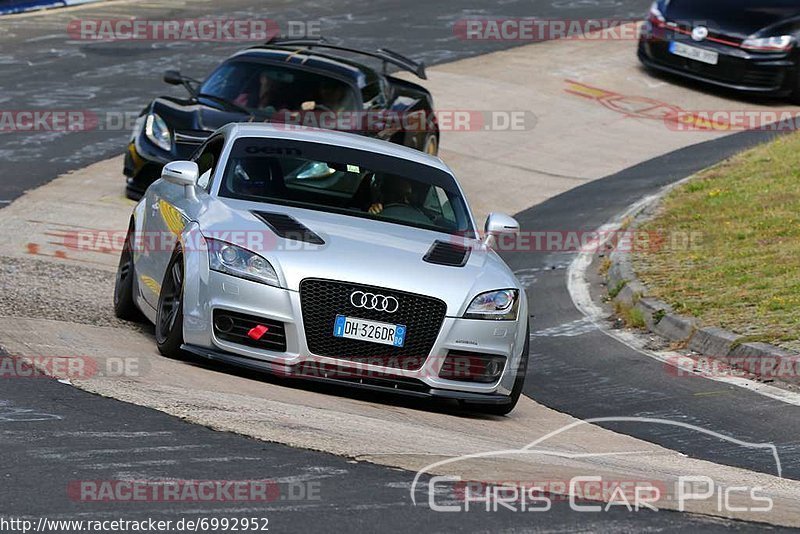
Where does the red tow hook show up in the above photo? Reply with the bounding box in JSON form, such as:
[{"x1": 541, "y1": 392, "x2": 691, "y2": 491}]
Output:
[{"x1": 247, "y1": 325, "x2": 270, "y2": 341}]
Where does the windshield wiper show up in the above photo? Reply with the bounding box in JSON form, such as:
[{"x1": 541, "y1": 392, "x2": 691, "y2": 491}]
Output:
[{"x1": 196, "y1": 93, "x2": 254, "y2": 116}]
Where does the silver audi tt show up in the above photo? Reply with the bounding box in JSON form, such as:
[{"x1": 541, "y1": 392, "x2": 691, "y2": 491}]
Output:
[{"x1": 114, "y1": 123, "x2": 529, "y2": 414}]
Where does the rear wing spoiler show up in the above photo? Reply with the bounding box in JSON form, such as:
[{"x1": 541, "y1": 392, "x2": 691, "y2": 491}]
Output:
[{"x1": 258, "y1": 37, "x2": 427, "y2": 80}]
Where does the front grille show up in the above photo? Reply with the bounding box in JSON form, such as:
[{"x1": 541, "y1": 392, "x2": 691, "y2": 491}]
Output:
[
  {"x1": 299, "y1": 279, "x2": 447, "y2": 370},
  {"x1": 213, "y1": 310, "x2": 287, "y2": 352},
  {"x1": 669, "y1": 24, "x2": 743, "y2": 47}
]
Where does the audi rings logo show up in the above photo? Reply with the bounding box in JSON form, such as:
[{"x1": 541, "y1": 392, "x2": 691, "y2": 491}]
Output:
[{"x1": 350, "y1": 291, "x2": 399, "y2": 313}]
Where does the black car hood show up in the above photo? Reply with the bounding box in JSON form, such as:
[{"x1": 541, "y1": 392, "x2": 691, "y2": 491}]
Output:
[
  {"x1": 198, "y1": 107, "x2": 254, "y2": 132},
  {"x1": 665, "y1": 0, "x2": 800, "y2": 38}
]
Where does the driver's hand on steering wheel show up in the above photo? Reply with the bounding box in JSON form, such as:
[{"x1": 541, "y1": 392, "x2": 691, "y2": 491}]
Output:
[{"x1": 368, "y1": 203, "x2": 383, "y2": 215}]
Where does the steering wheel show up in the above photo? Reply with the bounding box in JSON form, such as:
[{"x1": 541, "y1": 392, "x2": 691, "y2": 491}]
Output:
[
  {"x1": 313, "y1": 103, "x2": 334, "y2": 112},
  {"x1": 380, "y1": 203, "x2": 431, "y2": 224}
]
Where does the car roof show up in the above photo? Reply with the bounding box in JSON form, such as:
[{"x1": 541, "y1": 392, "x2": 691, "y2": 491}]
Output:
[
  {"x1": 229, "y1": 47, "x2": 379, "y2": 89},
  {"x1": 220, "y1": 123, "x2": 451, "y2": 174}
]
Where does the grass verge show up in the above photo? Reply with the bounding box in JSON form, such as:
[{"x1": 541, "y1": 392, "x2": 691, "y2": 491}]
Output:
[{"x1": 633, "y1": 132, "x2": 800, "y2": 351}]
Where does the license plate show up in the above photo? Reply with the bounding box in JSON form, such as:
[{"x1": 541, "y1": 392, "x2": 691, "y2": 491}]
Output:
[
  {"x1": 669, "y1": 41, "x2": 719, "y2": 65},
  {"x1": 333, "y1": 315, "x2": 406, "y2": 347}
]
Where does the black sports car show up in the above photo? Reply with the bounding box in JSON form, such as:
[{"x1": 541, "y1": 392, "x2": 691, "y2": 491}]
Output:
[
  {"x1": 638, "y1": 0, "x2": 800, "y2": 101},
  {"x1": 124, "y1": 38, "x2": 439, "y2": 199}
]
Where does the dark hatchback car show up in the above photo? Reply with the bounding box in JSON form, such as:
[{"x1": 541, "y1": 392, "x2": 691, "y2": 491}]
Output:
[
  {"x1": 638, "y1": 0, "x2": 800, "y2": 101},
  {"x1": 124, "y1": 39, "x2": 439, "y2": 199}
]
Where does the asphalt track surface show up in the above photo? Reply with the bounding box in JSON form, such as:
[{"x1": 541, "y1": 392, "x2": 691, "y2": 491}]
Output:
[
  {"x1": 0, "y1": 0, "x2": 651, "y2": 203},
  {"x1": 507, "y1": 130, "x2": 800, "y2": 483},
  {"x1": 2, "y1": 0, "x2": 799, "y2": 531},
  {"x1": 4, "y1": 349, "x2": 769, "y2": 532}
]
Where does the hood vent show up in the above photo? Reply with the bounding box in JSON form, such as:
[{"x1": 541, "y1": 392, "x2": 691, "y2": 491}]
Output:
[
  {"x1": 252, "y1": 211, "x2": 325, "y2": 245},
  {"x1": 423, "y1": 240, "x2": 471, "y2": 267}
]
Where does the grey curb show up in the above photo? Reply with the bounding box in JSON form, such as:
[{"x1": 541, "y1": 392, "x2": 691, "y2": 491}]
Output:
[{"x1": 605, "y1": 197, "x2": 800, "y2": 385}]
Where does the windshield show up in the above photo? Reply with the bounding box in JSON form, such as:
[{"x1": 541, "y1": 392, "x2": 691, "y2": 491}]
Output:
[
  {"x1": 199, "y1": 61, "x2": 358, "y2": 114},
  {"x1": 219, "y1": 138, "x2": 474, "y2": 236}
]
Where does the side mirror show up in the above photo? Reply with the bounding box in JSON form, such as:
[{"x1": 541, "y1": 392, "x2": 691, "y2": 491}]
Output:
[
  {"x1": 162, "y1": 161, "x2": 199, "y2": 200},
  {"x1": 163, "y1": 70, "x2": 184, "y2": 86},
  {"x1": 484, "y1": 212, "x2": 519, "y2": 245}
]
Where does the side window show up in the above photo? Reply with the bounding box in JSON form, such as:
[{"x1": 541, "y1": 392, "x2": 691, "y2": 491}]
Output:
[
  {"x1": 423, "y1": 186, "x2": 457, "y2": 224},
  {"x1": 361, "y1": 81, "x2": 385, "y2": 110},
  {"x1": 194, "y1": 137, "x2": 225, "y2": 191}
]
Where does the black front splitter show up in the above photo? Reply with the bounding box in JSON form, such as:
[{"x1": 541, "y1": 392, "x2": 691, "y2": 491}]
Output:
[{"x1": 181, "y1": 344, "x2": 512, "y2": 405}]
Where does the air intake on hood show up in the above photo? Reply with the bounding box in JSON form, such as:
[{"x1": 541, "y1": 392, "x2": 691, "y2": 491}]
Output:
[
  {"x1": 252, "y1": 211, "x2": 325, "y2": 245},
  {"x1": 423, "y1": 240, "x2": 471, "y2": 267}
]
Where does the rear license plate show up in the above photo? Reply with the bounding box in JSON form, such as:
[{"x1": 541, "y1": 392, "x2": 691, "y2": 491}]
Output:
[
  {"x1": 333, "y1": 315, "x2": 406, "y2": 347},
  {"x1": 669, "y1": 41, "x2": 719, "y2": 65}
]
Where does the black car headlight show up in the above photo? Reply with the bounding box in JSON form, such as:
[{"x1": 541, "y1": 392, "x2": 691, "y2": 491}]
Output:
[
  {"x1": 464, "y1": 289, "x2": 519, "y2": 320},
  {"x1": 145, "y1": 112, "x2": 172, "y2": 152},
  {"x1": 207, "y1": 239, "x2": 279, "y2": 287}
]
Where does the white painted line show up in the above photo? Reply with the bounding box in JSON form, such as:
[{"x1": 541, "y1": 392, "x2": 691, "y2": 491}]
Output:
[{"x1": 566, "y1": 180, "x2": 800, "y2": 408}]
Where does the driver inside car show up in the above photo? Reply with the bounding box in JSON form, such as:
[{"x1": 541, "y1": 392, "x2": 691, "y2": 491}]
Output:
[
  {"x1": 368, "y1": 177, "x2": 416, "y2": 215},
  {"x1": 314, "y1": 81, "x2": 350, "y2": 112},
  {"x1": 233, "y1": 72, "x2": 287, "y2": 112}
]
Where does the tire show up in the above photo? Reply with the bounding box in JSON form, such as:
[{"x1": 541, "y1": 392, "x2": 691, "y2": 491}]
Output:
[
  {"x1": 113, "y1": 222, "x2": 141, "y2": 321},
  {"x1": 155, "y1": 248, "x2": 187, "y2": 359},
  {"x1": 421, "y1": 132, "x2": 439, "y2": 156},
  {"x1": 468, "y1": 324, "x2": 530, "y2": 416}
]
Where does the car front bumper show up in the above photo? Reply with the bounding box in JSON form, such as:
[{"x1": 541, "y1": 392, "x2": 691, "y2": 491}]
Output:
[
  {"x1": 638, "y1": 26, "x2": 798, "y2": 96},
  {"x1": 180, "y1": 265, "x2": 529, "y2": 401}
]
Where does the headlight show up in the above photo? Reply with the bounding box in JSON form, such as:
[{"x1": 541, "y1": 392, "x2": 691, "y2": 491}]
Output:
[
  {"x1": 741, "y1": 35, "x2": 794, "y2": 52},
  {"x1": 648, "y1": 1, "x2": 666, "y2": 24},
  {"x1": 207, "y1": 239, "x2": 280, "y2": 287},
  {"x1": 145, "y1": 113, "x2": 172, "y2": 152},
  {"x1": 464, "y1": 289, "x2": 519, "y2": 320}
]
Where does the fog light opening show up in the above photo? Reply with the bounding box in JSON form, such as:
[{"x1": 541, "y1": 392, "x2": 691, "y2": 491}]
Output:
[{"x1": 214, "y1": 314, "x2": 235, "y2": 333}]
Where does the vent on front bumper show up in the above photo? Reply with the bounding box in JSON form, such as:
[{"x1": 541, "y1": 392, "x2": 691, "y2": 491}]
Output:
[
  {"x1": 439, "y1": 350, "x2": 506, "y2": 383},
  {"x1": 213, "y1": 310, "x2": 287, "y2": 352},
  {"x1": 299, "y1": 279, "x2": 447, "y2": 370},
  {"x1": 423, "y1": 240, "x2": 471, "y2": 267},
  {"x1": 252, "y1": 211, "x2": 325, "y2": 245}
]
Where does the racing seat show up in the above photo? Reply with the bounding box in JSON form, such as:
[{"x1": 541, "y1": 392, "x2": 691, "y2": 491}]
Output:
[{"x1": 229, "y1": 157, "x2": 286, "y2": 198}]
